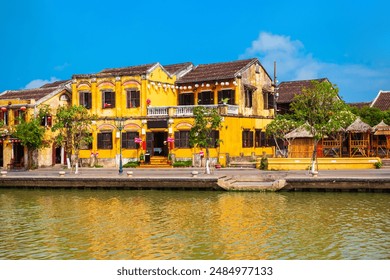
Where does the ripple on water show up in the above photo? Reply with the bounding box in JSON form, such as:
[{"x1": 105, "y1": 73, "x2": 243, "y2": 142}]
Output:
[{"x1": 0, "y1": 190, "x2": 389, "y2": 259}]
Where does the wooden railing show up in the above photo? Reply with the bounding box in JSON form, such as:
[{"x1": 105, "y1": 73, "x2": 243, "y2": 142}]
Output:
[{"x1": 350, "y1": 140, "x2": 369, "y2": 147}]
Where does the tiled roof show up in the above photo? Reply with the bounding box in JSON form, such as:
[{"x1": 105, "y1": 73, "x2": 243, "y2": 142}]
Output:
[
  {"x1": 176, "y1": 58, "x2": 258, "y2": 84},
  {"x1": 0, "y1": 87, "x2": 59, "y2": 101},
  {"x1": 371, "y1": 90, "x2": 390, "y2": 111},
  {"x1": 163, "y1": 62, "x2": 193, "y2": 75},
  {"x1": 40, "y1": 80, "x2": 70, "y2": 88},
  {"x1": 0, "y1": 80, "x2": 70, "y2": 101},
  {"x1": 277, "y1": 78, "x2": 328, "y2": 104},
  {"x1": 99, "y1": 63, "x2": 157, "y2": 76}
]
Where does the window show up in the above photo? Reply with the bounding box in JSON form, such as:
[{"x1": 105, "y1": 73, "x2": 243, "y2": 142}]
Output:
[
  {"x1": 41, "y1": 115, "x2": 52, "y2": 127},
  {"x1": 218, "y1": 89, "x2": 235, "y2": 105},
  {"x1": 122, "y1": 131, "x2": 139, "y2": 149},
  {"x1": 80, "y1": 133, "x2": 93, "y2": 150},
  {"x1": 79, "y1": 92, "x2": 92, "y2": 109},
  {"x1": 198, "y1": 91, "x2": 214, "y2": 105},
  {"x1": 174, "y1": 131, "x2": 190, "y2": 148},
  {"x1": 0, "y1": 111, "x2": 8, "y2": 125},
  {"x1": 255, "y1": 130, "x2": 262, "y2": 147},
  {"x1": 245, "y1": 87, "x2": 254, "y2": 108},
  {"x1": 242, "y1": 130, "x2": 254, "y2": 148},
  {"x1": 13, "y1": 110, "x2": 26, "y2": 125},
  {"x1": 266, "y1": 92, "x2": 274, "y2": 110},
  {"x1": 209, "y1": 130, "x2": 220, "y2": 148},
  {"x1": 126, "y1": 89, "x2": 140, "y2": 108},
  {"x1": 97, "y1": 132, "x2": 113, "y2": 149},
  {"x1": 102, "y1": 91, "x2": 115, "y2": 109},
  {"x1": 260, "y1": 131, "x2": 268, "y2": 147},
  {"x1": 179, "y1": 93, "x2": 194, "y2": 105}
]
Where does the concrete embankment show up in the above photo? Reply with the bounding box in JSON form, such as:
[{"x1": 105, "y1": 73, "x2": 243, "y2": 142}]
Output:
[
  {"x1": 0, "y1": 176, "x2": 222, "y2": 190},
  {"x1": 284, "y1": 177, "x2": 390, "y2": 192},
  {"x1": 1, "y1": 168, "x2": 390, "y2": 192}
]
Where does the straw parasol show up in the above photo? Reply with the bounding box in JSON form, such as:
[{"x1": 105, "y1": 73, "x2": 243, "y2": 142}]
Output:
[
  {"x1": 346, "y1": 117, "x2": 372, "y2": 133},
  {"x1": 372, "y1": 120, "x2": 390, "y2": 135},
  {"x1": 284, "y1": 124, "x2": 314, "y2": 139}
]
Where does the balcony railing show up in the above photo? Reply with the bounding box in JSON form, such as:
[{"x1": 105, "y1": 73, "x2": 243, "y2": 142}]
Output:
[
  {"x1": 147, "y1": 106, "x2": 169, "y2": 117},
  {"x1": 147, "y1": 104, "x2": 239, "y2": 117}
]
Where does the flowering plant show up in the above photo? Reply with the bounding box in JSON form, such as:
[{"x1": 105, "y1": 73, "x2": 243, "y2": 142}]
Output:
[{"x1": 146, "y1": 99, "x2": 151, "y2": 106}]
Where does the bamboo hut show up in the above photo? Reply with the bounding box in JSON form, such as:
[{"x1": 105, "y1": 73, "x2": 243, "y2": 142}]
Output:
[
  {"x1": 284, "y1": 124, "x2": 314, "y2": 158},
  {"x1": 371, "y1": 120, "x2": 390, "y2": 157},
  {"x1": 321, "y1": 133, "x2": 343, "y2": 157},
  {"x1": 346, "y1": 118, "x2": 372, "y2": 157}
]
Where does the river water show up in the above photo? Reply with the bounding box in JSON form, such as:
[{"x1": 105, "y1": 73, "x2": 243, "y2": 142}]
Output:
[{"x1": 0, "y1": 189, "x2": 389, "y2": 260}]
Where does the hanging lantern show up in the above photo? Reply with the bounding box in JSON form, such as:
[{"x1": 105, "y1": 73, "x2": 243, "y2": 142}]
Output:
[
  {"x1": 1, "y1": 107, "x2": 7, "y2": 112},
  {"x1": 20, "y1": 106, "x2": 27, "y2": 111}
]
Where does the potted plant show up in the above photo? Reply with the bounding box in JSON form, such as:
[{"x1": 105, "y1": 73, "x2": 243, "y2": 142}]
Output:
[
  {"x1": 139, "y1": 152, "x2": 144, "y2": 163},
  {"x1": 167, "y1": 153, "x2": 173, "y2": 164},
  {"x1": 221, "y1": 98, "x2": 229, "y2": 105}
]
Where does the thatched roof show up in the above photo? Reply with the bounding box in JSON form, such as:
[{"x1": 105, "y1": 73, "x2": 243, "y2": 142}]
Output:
[
  {"x1": 284, "y1": 124, "x2": 314, "y2": 139},
  {"x1": 372, "y1": 120, "x2": 390, "y2": 135},
  {"x1": 346, "y1": 117, "x2": 372, "y2": 133}
]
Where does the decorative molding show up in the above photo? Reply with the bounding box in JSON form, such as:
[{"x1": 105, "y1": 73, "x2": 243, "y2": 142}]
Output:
[
  {"x1": 97, "y1": 124, "x2": 116, "y2": 131},
  {"x1": 97, "y1": 80, "x2": 115, "y2": 88},
  {"x1": 175, "y1": 122, "x2": 192, "y2": 129}
]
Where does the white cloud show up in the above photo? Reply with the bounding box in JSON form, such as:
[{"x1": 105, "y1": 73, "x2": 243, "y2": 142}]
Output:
[
  {"x1": 240, "y1": 32, "x2": 390, "y2": 102},
  {"x1": 24, "y1": 77, "x2": 60, "y2": 89}
]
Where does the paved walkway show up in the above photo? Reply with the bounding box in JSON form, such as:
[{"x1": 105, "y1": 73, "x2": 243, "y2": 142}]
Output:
[{"x1": 3, "y1": 166, "x2": 390, "y2": 179}]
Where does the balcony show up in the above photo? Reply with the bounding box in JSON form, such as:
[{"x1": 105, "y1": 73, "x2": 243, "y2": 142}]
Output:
[{"x1": 147, "y1": 104, "x2": 239, "y2": 117}]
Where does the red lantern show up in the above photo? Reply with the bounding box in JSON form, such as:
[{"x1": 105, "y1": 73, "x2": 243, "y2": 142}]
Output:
[
  {"x1": 1, "y1": 107, "x2": 7, "y2": 112},
  {"x1": 20, "y1": 106, "x2": 27, "y2": 111}
]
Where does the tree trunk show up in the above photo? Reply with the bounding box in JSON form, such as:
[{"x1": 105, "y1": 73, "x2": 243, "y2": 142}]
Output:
[
  {"x1": 27, "y1": 149, "x2": 33, "y2": 170},
  {"x1": 205, "y1": 147, "x2": 210, "y2": 174},
  {"x1": 311, "y1": 140, "x2": 319, "y2": 173}
]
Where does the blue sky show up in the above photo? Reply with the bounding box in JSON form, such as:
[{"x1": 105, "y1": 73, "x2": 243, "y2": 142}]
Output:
[{"x1": 1, "y1": 0, "x2": 389, "y2": 102}]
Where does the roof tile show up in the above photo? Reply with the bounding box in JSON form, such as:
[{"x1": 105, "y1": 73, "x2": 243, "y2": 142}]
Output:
[
  {"x1": 277, "y1": 78, "x2": 328, "y2": 104},
  {"x1": 177, "y1": 58, "x2": 257, "y2": 84},
  {"x1": 371, "y1": 91, "x2": 390, "y2": 111}
]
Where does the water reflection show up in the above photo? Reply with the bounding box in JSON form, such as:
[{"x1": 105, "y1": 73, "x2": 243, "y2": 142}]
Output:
[{"x1": 0, "y1": 190, "x2": 389, "y2": 260}]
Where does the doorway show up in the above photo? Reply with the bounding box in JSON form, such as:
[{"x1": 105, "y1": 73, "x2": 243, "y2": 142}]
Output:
[
  {"x1": 13, "y1": 142, "x2": 24, "y2": 166},
  {"x1": 146, "y1": 132, "x2": 168, "y2": 156}
]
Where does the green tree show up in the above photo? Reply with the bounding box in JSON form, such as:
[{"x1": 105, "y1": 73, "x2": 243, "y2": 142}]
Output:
[
  {"x1": 189, "y1": 106, "x2": 222, "y2": 174},
  {"x1": 51, "y1": 105, "x2": 95, "y2": 173},
  {"x1": 265, "y1": 114, "x2": 301, "y2": 157},
  {"x1": 350, "y1": 105, "x2": 384, "y2": 127},
  {"x1": 290, "y1": 80, "x2": 351, "y2": 173},
  {"x1": 14, "y1": 116, "x2": 46, "y2": 170}
]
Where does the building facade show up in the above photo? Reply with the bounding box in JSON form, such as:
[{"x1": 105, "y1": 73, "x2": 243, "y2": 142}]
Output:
[
  {"x1": 0, "y1": 81, "x2": 71, "y2": 168},
  {"x1": 72, "y1": 58, "x2": 276, "y2": 167}
]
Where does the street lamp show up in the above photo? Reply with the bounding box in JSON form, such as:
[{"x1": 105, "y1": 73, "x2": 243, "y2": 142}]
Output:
[{"x1": 115, "y1": 118, "x2": 124, "y2": 174}]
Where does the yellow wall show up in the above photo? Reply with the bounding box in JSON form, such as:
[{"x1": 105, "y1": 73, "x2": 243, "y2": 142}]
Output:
[
  {"x1": 0, "y1": 89, "x2": 70, "y2": 168},
  {"x1": 72, "y1": 61, "x2": 275, "y2": 167},
  {"x1": 262, "y1": 157, "x2": 381, "y2": 170}
]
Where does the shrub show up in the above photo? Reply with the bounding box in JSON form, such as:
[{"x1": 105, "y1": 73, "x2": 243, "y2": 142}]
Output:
[
  {"x1": 172, "y1": 160, "x2": 192, "y2": 168},
  {"x1": 123, "y1": 161, "x2": 140, "y2": 168}
]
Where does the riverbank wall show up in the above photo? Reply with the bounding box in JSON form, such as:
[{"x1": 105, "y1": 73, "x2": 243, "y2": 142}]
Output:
[{"x1": 1, "y1": 169, "x2": 390, "y2": 192}]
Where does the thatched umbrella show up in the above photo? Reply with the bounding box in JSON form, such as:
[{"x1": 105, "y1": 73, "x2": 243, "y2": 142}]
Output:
[
  {"x1": 372, "y1": 120, "x2": 390, "y2": 157},
  {"x1": 346, "y1": 118, "x2": 372, "y2": 157},
  {"x1": 284, "y1": 124, "x2": 314, "y2": 158},
  {"x1": 372, "y1": 120, "x2": 390, "y2": 135},
  {"x1": 346, "y1": 117, "x2": 372, "y2": 133},
  {"x1": 284, "y1": 124, "x2": 313, "y2": 139}
]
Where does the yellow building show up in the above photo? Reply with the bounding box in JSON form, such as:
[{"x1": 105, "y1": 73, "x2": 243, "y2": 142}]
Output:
[
  {"x1": 72, "y1": 58, "x2": 276, "y2": 167},
  {"x1": 0, "y1": 81, "x2": 71, "y2": 169}
]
